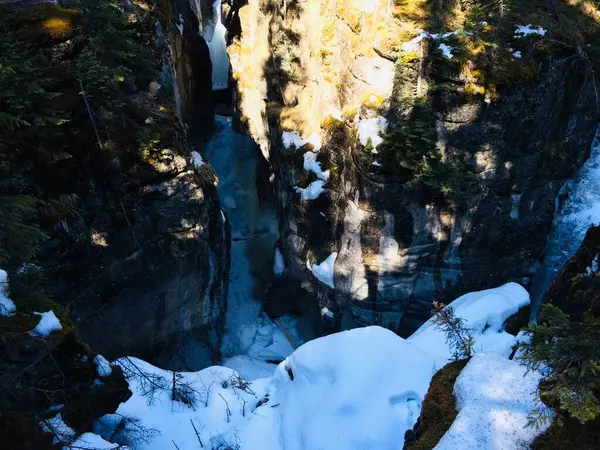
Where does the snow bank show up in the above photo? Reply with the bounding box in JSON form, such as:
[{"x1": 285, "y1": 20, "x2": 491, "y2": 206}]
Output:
[
  {"x1": 271, "y1": 327, "x2": 436, "y2": 449},
  {"x1": 358, "y1": 116, "x2": 388, "y2": 150},
  {"x1": 515, "y1": 24, "x2": 547, "y2": 37},
  {"x1": 30, "y1": 310, "x2": 62, "y2": 337},
  {"x1": 308, "y1": 252, "x2": 337, "y2": 288},
  {"x1": 435, "y1": 353, "x2": 548, "y2": 450},
  {"x1": 113, "y1": 357, "x2": 275, "y2": 450},
  {"x1": 409, "y1": 282, "x2": 529, "y2": 369},
  {"x1": 0, "y1": 269, "x2": 15, "y2": 317},
  {"x1": 190, "y1": 151, "x2": 205, "y2": 168},
  {"x1": 92, "y1": 283, "x2": 535, "y2": 450},
  {"x1": 223, "y1": 355, "x2": 277, "y2": 381},
  {"x1": 94, "y1": 354, "x2": 113, "y2": 377},
  {"x1": 303, "y1": 151, "x2": 330, "y2": 181},
  {"x1": 282, "y1": 131, "x2": 322, "y2": 151},
  {"x1": 295, "y1": 180, "x2": 326, "y2": 200}
]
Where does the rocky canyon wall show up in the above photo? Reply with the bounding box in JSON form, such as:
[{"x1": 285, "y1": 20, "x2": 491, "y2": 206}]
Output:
[{"x1": 229, "y1": 0, "x2": 598, "y2": 336}]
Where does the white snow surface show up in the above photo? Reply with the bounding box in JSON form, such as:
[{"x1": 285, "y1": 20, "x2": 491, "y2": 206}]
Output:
[
  {"x1": 358, "y1": 116, "x2": 388, "y2": 149},
  {"x1": 515, "y1": 24, "x2": 547, "y2": 37},
  {"x1": 439, "y1": 43, "x2": 454, "y2": 58},
  {"x1": 409, "y1": 282, "x2": 529, "y2": 369},
  {"x1": 94, "y1": 354, "x2": 113, "y2": 377},
  {"x1": 282, "y1": 131, "x2": 322, "y2": 151},
  {"x1": 303, "y1": 151, "x2": 330, "y2": 181},
  {"x1": 68, "y1": 433, "x2": 119, "y2": 449},
  {"x1": 93, "y1": 283, "x2": 542, "y2": 450},
  {"x1": 223, "y1": 355, "x2": 278, "y2": 381},
  {"x1": 190, "y1": 151, "x2": 205, "y2": 168},
  {"x1": 30, "y1": 310, "x2": 62, "y2": 337},
  {"x1": 41, "y1": 413, "x2": 75, "y2": 444},
  {"x1": 435, "y1": 353, "x2": 548, "y2": 450},
  {"x1": 295, "y1": 180, "x2": 326, "y2": 200},
  {"x1": 270, "y1": 327, "x2": 435, "y2": 450},
  {"x1": 308, "y1": 252, "x2": 337, "y2": 288}
]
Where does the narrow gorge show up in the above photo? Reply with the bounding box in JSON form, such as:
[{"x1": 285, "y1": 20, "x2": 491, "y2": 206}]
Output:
[{"x1": 1, "y1": 0, "x2": 599, "y2": 448}]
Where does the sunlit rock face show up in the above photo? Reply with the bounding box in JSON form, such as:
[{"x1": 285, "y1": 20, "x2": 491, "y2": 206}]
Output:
[{"x1": 230, "y1": 0, "x2": 597, "y2": 336}]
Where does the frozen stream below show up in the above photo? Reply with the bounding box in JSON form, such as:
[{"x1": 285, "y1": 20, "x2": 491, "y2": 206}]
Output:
[{"x1": 204, "y1": 116, "x2": 303, "y2": 378}]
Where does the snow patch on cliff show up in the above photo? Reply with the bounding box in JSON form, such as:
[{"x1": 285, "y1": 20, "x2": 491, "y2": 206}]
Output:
[
  {"x1": 358, "y1": 116, "x2": 388, "y2": 150},
  {"x1": 308, "y1": 252, "x2": 337, "y2": 288},
  {"x1": 30, "y1": 311, "x2": 62, "y2": 337},
  {"x1": 295, "y1": 180, "x2": 326, "y2": 200}
]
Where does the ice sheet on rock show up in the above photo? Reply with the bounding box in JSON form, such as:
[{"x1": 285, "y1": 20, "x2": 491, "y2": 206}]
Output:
[
  {"x1": 190, "y1": 151, "x2": 205, "y2": 168},
  {"x1": 206, "y1": 0, "x2": 229, "y2": 90},
  {"x1": 203, "y1": 116, "x2": 279, "y2": 359},
  {"x1": 303, "y1": 151, "x2": 330, "y2": 181},
  {"x1": 435, "y1": 353, "x2": 548, "y2": 450},
  {"x1": 308, "y1": 252, "x2": 337, "y2": 288},
  {"x1": 94, "y1": 354, "x2": 113, "y2": 377},
  {"x1": 282, "y1": 131, "x2": 322, "y2": 151},
  {"x1": 273, "y1": 247, "x2": 285, "y2": 276},
  {"x1": 0, "y1": 269, "x2": 8, "y2": 296},
  {"x1": 67, "y1": 433, "x2": 118, "y2": 450},
  {"x1": 515, "y1": 24, "x2": 547, "y2": 37},
  {"x1": 270, "y1": 326, "x2": 436, "y2": 449},
  {"x1": 30, "y1": 310, "x2": 62, "y2": 337},
  {"x1": 439, "y1": 43, "x2": 453, "y2": 58},
  {"x1": 0, "y1": 269, "x2": 15, "y2": 317},
  {"x1": 358, "y1": 116, "x2": 388, "y2": 149},
  {"x1": 295, "y1": 180, "x2": 326, "y2": 200},
  {"x1": 409, "y1": 282, "x2": 529, "y2": 369},
  {"x1": 223, "y1": 355, "x2": 278, "y2": 381}
]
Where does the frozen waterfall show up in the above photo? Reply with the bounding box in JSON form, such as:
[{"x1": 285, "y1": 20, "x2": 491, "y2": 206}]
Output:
[
  {"x1": 206, "y1": 0, "x2": 229, "y2": 90},
  {"x1": 531, "y1": 127, "x2": 600, "y2": 315}
]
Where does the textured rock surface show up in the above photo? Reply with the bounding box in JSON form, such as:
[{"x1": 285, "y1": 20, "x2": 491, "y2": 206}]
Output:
[
  {"x1": 33, "y1": 1, "x2": 231, "y2": 370},
  {"x1": 230, "y1": 0, "x2": 598, "y2": 337},
  {"x1": 543, "y1": 225, "x2": 600, "y2": 321}
]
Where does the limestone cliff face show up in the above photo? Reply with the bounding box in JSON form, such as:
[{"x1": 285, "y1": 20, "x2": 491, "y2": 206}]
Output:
[{"x1": 229, "y1": 0, "x2": 598, "y2": 336}]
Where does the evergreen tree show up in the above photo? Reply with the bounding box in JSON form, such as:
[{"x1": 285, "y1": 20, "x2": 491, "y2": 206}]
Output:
[
  {"x1": 431, "y1": 301, "x2": 475, "y2": 360},
  {"x1": 520, "y1": 304, "x2": 600, "y2": 424}
]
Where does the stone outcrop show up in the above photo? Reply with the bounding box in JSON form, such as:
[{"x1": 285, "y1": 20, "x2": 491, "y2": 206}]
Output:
[
  {"x1": 543, "y1": 225, "x2": 600, "y2": 322},
  {"x1": 229, "y1": 0, "x2": 598, "y2": 337},
  {"x1": 0, "y1": 0, "x2": 231, "y2": 371}
]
